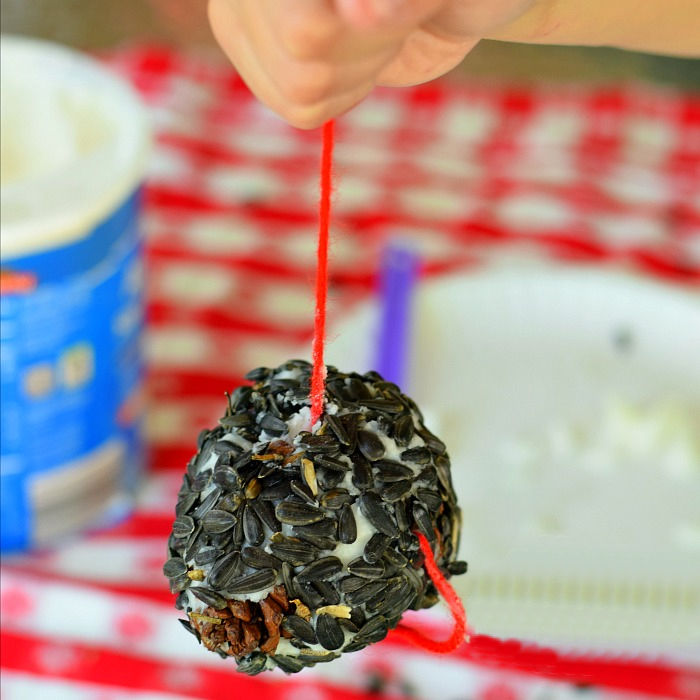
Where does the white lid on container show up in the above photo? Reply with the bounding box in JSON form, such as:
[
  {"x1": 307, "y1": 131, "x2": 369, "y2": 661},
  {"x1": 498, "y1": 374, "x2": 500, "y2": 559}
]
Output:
[{"x1": 1, "y1": 35, "x2": 150, "y2": 259}]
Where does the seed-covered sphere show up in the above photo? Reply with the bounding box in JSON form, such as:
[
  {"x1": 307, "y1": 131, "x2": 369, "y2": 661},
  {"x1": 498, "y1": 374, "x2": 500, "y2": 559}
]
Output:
[{"x1": 165, "y1": 360, "x2": 465, "y2": 673}]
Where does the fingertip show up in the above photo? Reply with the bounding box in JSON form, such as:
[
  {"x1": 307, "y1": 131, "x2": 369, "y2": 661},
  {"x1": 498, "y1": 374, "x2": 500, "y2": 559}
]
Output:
[{"x1": 334, "y1": 0, "x2": 397, "y2": 29}]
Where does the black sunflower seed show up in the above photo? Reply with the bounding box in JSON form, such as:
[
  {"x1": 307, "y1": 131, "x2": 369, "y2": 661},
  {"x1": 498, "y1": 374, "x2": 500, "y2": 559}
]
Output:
[
  {"x1": 292, "y1": 518, "x2": 337, "y2": 539},
  {"x1": 202, "y1": 508, "x2": 236, "y2": 534},
  {"x1": 272, "y1": 655, "x2": 304, "y2": 674},
  {"x1": 355, "y1": 614, "x2": 389, "y2": 643},
  {"x1": 400, "y1": 446, "x2": 431, "y2": 464},
  {"x1": 363, "y1": 532, "x2": 391, "y2": 564},
  {"x1": 296, "y1": 581, "x2": 324, "y2": 609},
  {"x1": 313, "y1": 580, "x2": 341, "y2": 605},
  {"x1": 163, "y1": 557, "x2": 187, "y2": 578},
  {"x1": 360, "y1": 399, "x2": 404, "y2": 413},
  {"x1": 183, "y1": 525, "x2": 205, "y2": 561},
  {"x1": 325, "y1": 414, "x2": 351, "y2": 446},
  {"x1": 275, "y1": 501, "x2": 325, "y2": 526},
  {"x1": 194, "y1": 547, "x2": 220, "y2": 566},
  {"x1": 191, "y1": 586, "x2": 227, "y2": 609},
  {"x1": 412, "y1": 502, "x2": 435, "y2": 543},
  {"x1": 416, "y1": 488, "x2": 443, "y2": 511},
  {"x1": 338, "y1": 504, "x2": 357, "y2": 544},
  {"x1": 174, "y1": 591, "x2": 188, "y2": 610},
  {"x1": 283, "y1": 615, "x2": 317, "y2": 644},
  {"x1": 232, "y1": 516, "x2": 245, "y2": 547},
  {"x1": 383, "y1": 548, "x2": 408, "y2": 568},
  {"x1": 208, "y1": 551, "x2": 242, "y2": 589},
  {"x1": 213, "y1": 466, "x2": 238, "y2": 490},
  {"x1": 179, "y1": 618, "x2": 201, "y2": 641},
  {"x1": 230, "y1": 385, "x2": 253, "y2": 410},
  {"x1": 281, "y1": 561, "x2": 298, "y2": 598},
  {"x1": 169, "y1": 574, "x2": 190, "y2": 593},
  {"x1": 298, "y1": 433, "x2": 337, "y2": 453},
  {"x1": 290, "y1": 480, "x2": 316, "y2": 505},
  {"x1": 237, "y1": 652, "x2": 267, "y2": 676},
  {"x1": 347, "y1": 377, "x2": 371, "y2": 400},
  {"x1": 313, "y1": 454, "x2": 350, "y2": 472},
  {"x1": 374, "y1": 460, "x2": 413, "y2": 482},
  {"x1": 320, "y1": 488, "x2": 353, "y2": 510},
  {"x1": 345, "y1": 580, "x2": 385, "y2": 606},
  {"x1": 241, "y1": 547, "x2": 281, "y2": 570},
  {"x1": 358, "y1": 492, "x2": 398, "y2": 537},
  {"x1": 338, "y1": 576, "x2": 367, "y2": 593},
  {"x1": 417, "y1": 466, "x2": 438, "y2": 488},
  {"x1": 382, "y1": 480, "x2": 412, "y2": 502},
  {"x1": 350, "y1": 454, "x2": 373, "y2": 489},
  {"x1": 447, "y1": 560, "x2": 468, "y2": 575},
  {"x1": 192, "y1": 487, "x2": 223, "y2": 519},
  {"x1": 243, "y1": 503, "x2": 264, "y2": 546},
  {"x1": 259, "y1": 413, "x2": 287, "y2": 435},
  {"x1": 225, "y1": 569, "x2": 278, "y2": 594},
  {"x1": 357, "y1": 430, "x2": 385, "y2": 461},
  {"x1": 245, "y1": 366, "x2": 269, "y2": 382},
  {"x1": 172, "y1": 515, "x2": 195, "y2": 539},
  {"x1": 343, "y1": 639, "x2": 368, "y2": 653},
  {"x1": 316, "y1": 613, "x2": 345, "y2": 650},
  {"x1": 295, "y1": 556, "x2": 343, "y2": 583},
  {"x1": 251, "y1": 499, "x2": 279, "y2": 532},
  {"x1": 315, "y1": 467, "x2": 345, "y2": 490},
  {"x1": 219, "y1": 413, "x2": 252, "y2": 429},
  {"x1": 298, "y1": 650, "x2": 339, "y2": 664},
  {"x1": 347, "y1": 557, "x2": 385, "y2": 579},
  {"x1": 175, "y1": 492, "x2": 198, "y2": 517},
  {"x1": 260, "y1": 480, "x2": 292, "y2": 501},
  {"x1": 419, "y1": 428, "x2": 447, "y2": 455},
  {"x1": 393, "y1": 414, "x2": 414, "y2": 446},
  {"x1": 270, "y1": 537, "x2": 318, "y2": 565}
]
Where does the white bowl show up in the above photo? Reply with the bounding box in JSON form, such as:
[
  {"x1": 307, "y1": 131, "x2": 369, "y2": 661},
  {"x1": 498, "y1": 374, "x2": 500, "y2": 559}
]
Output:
[{"x1": 326, "y1": 268, "x2": 700, "y2": 655}]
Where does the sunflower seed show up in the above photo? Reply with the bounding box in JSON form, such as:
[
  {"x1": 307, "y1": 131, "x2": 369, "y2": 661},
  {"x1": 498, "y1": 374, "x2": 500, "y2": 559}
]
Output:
[
  {"x1": 314, "y1": 454, "x2": 350, "y2": 472},
  {"x1": 382, "y1": 480, "x2": 412, "y2": 502},
  {"x1": 363, "y1": 532, "x2": 391, "y2": 564},
  {"x1": 447, "y1": 560, "x2": 468, "y2": 575},
  {"x1": 183, "y1": 525, "x2": 205, "y2": 562},
  {"x1": 219, "y1": 413, "x2": 252, "y2": 429},
  {"x1": 281, "y1": 561, "x2": 298, "y2": 599},
  {"x1": 260, "y1": 480, "x2": 291, "y2": 500},
  {"x1": 191, "y1": 586, "x2": 227, "y2": 609},
  {"x1": 357, "y1": 430, "x2": 385, "y2": 461},
  {"x1": 290, "y1": 480, "x2": 316, "y2": 505},
  {"x1": 295, "y1": 556, "x2": 343, "y2": 583},
  {"x1": 394, "y1": 500, "x2": 409, "y2": 531},
  {"x1": 320, "y1": 488, "x2": 353, "y2": 510},
  {"x1": 208, "y1": 551, "x2": 241, "y2": 589},
  {"x1": 350, "y1": 454, "x2": 373, "y2": 489},
  {"x1": 259, "y1": 413, "x2": 287, "y2": 436},
  {"x1": 225, "y1": 569, "x2": 278, "y2": 594},
  {"x1": 179, "y1": 618, "x2": 201, "y2": 642},
  {"x1": 213, "y1": 467, "x2": 238, "y2": 490},
  {"x1": 275, "y1": 501, "x2": 325, "y2": 526},
  {"x1": 325, "y1": 414, "x2": 351, "y2": 446},
  {"x1": 419, "y1": 428, "x2": 447, "y2": 455},
  {"x1": 338, "y1": 576, "x2": 368, "y2": 593},
  {"x1": 293, "y1": 518, "x2": 337, "y2": 539},
  {"x1": 374, "y1": 460, "x2": 413, "y2": 482},
  {"x1": 347, "y1": 557, "x2": 385, "y2": 579},
  {"x1": 316, "y1": 613, "x2": 345, "y2": 650},
  {"x1": 383, "y1": 548, "x2": 408, "y2": 568},
  {"x1": 296, "y1": 581, "x2": 324, "y2": 609},
  {"x1": 316, "y1": 467, "x2": 345, "y2": 490},
  {"x1": 232, "y1": 515, "x2": 245, "y2": 547},
  {"x1": 416, "y1": 488, "x2": 443, "y2": 511},
  {"x1": 360, "y1": 398, "x2": 404, "y2": 413},
  {"x1": 417, "y1": 466, "x2": 438, "y2": 488},
  {"x1": 172, "y1": 515, "x2": 195, "y2": 539},
  {"x1": 174, "y1": 591, "x2": 188, "y2": 610},
  {"x1": 298, "y1": 433, "x2": 337, "y2": 453},
  {"x1": 241, "y1": 547, "x2": 281, "y2": 570},
  {"x1": 301, "y1": 459, "x2": 318, "y2": 496},
  {"x1": 345, "y1": 580, "x2": 385, "y2": 606},
  {"x1": 237, "y1": 652, "x2": 267, "y2": 676},
  {"x1": 169, "y1": 574, "x2": 190, "y2": 593},
  {"x1": 192, "y1": 487, "x2": 223, "y2": 519},
  {"x1": 244, "y1": 477, "x2": 262, "y2": 500},
  {"x1": 313, "y1": 579, "x2": 340, "y2": 605},
  {"x1": 270, "y1": 537, "x2": 318, "y2": 565},
  {"x1": 163, "y1": 557, "x2": 187, "y2": 578},
  {"x1": 194, "y1": 547, "x2": 220, "y2": 566},
  {"x1": 400, "y1": 446, "x2": 431, "y2": 464},
  {"x1": 355, "y1": 614, "x2": 389, "y2": 643},
  {"x1": 175, "y1": 492, "x2": 198, "y2": 517},
  {"x1": 358, "y1": 492, "x2": 398, "y2": 537},
  {"x1": 298, "y1": 649, "x2": 339, "y2": 664},
  {"x1": 347, "y1": 377, "x2": 371, "y2": 400},
  {"x1": 412, "y1": 502, "x2": 435, "y2": 543},
  {"x1": 230, "y1": 385, "x2": 253, "y2": 410},
  {"x1": 272, "y1": 655, "x2": 304, "y2": 673},
  {"x1": 338, "y1": 504, "x2": 357, "y2": 544},
  {"x1": 283, "y1": 615, "x2": 317, "y2": 644},
  {"x1": 250, "y1": 499, "x2": 278, "y2": 532},
  {"x1": 243, "y1": 503, "x2": 264, "y2": 546},
  {"x1": 202, "y1": 508, "x2": 236, "y2": 534}
]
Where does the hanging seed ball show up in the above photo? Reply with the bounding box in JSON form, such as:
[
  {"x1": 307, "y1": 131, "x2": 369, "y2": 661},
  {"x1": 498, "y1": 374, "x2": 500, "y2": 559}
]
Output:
[{"x1": 165, "y1": 360, "x2": 466, "y2": 674}]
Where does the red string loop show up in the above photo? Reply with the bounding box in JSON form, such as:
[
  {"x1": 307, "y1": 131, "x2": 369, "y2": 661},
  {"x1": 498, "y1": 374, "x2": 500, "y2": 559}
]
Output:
[{"x1": 309, "y1": 120, "x2": 334, "y2": 428}]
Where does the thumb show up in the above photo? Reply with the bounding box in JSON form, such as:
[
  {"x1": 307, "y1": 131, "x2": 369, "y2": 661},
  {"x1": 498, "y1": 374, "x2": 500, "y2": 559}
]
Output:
[{"x1": 334, "y1": 0, "x2": 445, "y2": 29}]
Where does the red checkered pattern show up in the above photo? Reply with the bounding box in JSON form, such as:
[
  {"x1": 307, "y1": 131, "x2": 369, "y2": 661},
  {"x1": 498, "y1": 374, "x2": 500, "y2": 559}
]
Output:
[{"x1": 2, "y1": 47, "x2": 699, "y2": 700}]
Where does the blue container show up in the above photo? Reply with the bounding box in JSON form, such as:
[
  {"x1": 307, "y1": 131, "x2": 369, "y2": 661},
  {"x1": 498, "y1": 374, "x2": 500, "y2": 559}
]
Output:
[{"x1": 1, "y1": 37, "x2": 149, "y2": 552}]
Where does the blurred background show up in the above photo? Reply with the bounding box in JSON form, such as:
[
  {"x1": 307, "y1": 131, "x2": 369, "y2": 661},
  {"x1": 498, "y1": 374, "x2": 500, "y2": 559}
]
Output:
[{"x1": 1, "y1": 1, "x2": 699, "y2": 699}]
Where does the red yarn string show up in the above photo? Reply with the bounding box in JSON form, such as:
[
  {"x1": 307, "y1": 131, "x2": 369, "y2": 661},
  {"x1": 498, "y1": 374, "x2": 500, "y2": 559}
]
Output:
[
  {"x1": 309, "y1": 120, "x2": 335, "y2": 428},
  {"x1": 393, "y1": 532, "x2": 468, "y2": 653}
]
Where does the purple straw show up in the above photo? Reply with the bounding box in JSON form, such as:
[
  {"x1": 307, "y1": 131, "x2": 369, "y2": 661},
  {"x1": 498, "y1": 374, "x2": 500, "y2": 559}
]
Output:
[{"x1": 374, "y1": 243, "x2": 419, "y2": 389}]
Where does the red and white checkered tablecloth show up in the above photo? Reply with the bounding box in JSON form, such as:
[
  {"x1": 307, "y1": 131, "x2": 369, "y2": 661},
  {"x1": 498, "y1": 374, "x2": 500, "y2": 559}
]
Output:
[{"x1": 2, "y1": 47, "x2": 699, "y2": 700}]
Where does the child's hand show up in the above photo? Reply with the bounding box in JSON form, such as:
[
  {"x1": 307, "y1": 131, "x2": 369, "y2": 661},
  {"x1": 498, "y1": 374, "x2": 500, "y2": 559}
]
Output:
[
  {"x1": 208, "y1": 0, "x2": 700, "y2": 128},
  {"x1": 207, "y1": 0, "x2": 539, "y2": 128}
]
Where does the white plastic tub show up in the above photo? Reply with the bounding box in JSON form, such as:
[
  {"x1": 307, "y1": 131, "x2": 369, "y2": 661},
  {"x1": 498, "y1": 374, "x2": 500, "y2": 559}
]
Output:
[{"x1": 0, "y1": 36, "x2": 150, "y2": 552}]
